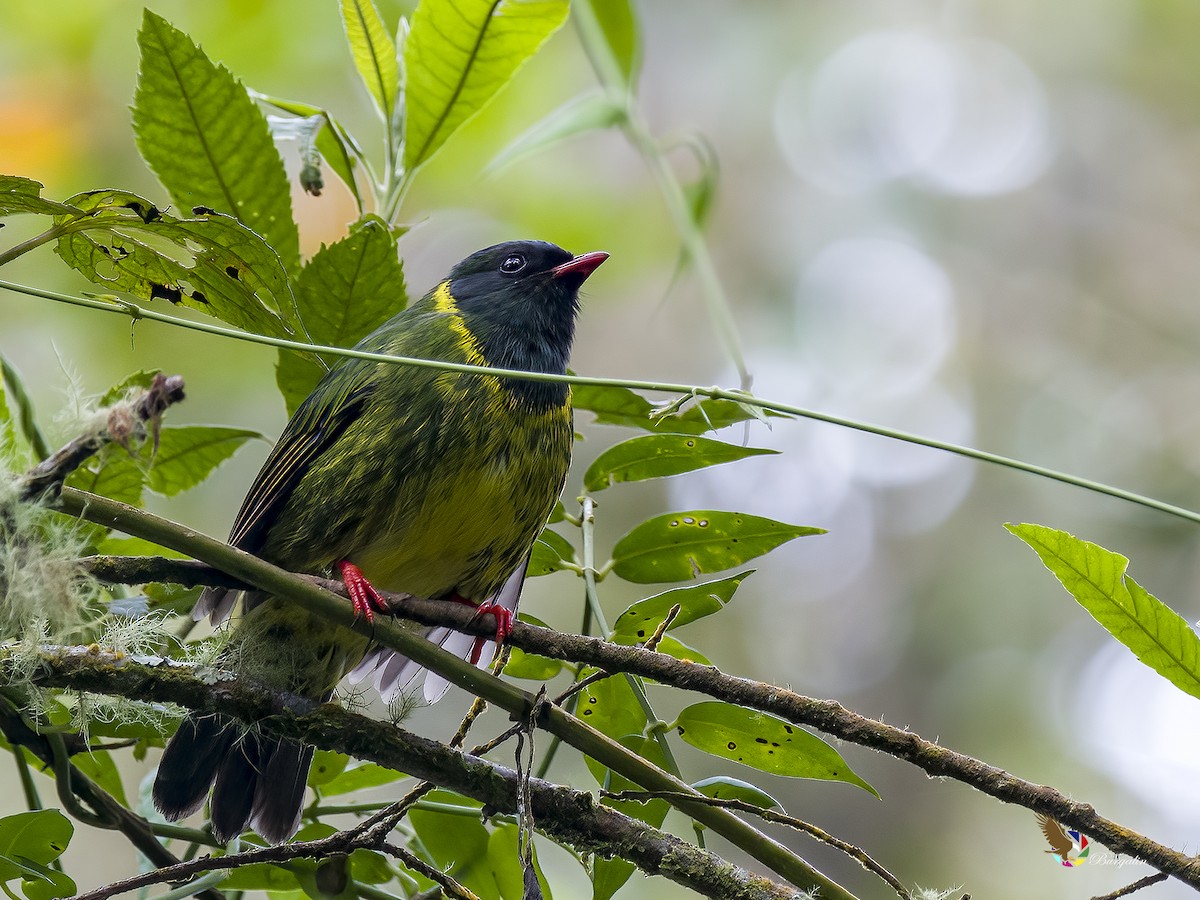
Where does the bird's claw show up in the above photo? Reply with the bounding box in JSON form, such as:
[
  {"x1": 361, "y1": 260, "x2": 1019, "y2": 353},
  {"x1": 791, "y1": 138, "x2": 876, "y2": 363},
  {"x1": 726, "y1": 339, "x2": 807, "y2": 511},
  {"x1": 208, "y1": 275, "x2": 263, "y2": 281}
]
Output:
[
  {"x1": 339, "y1": 560, "x2": 388, "y2": 624},
  {"x1": 455, "y1": 598, "x2": 514, "y2": 665}
]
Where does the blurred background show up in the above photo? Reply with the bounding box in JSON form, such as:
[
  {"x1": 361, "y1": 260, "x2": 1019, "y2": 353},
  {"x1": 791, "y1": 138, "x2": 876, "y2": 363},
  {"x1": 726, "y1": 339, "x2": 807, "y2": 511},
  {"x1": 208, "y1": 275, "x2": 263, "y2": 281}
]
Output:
[{"x1": 3, "y1": 0, "x2": 1200, "y2": 897}]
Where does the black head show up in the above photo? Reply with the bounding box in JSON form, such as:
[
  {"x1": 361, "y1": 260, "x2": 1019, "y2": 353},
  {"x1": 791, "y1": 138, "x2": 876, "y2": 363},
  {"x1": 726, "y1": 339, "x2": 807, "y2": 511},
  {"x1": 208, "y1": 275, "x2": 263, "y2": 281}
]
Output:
[{"x1": 446, "y1": 240, "x2": 607, "y2": 406}]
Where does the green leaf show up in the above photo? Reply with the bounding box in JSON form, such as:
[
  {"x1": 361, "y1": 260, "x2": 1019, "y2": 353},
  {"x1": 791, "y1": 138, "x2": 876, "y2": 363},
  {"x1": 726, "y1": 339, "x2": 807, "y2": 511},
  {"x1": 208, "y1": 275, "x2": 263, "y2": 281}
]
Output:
[
  {"x1": 319, "y1": 761, "x2": 407, "y2": 796},
  {"x1": 132, "y1": 11, "x2": 298, "y2": 272},
  {"x1": 18, "y1": 862, "x2": 76, "y2": 900},
  {"x1": 147, "y1": 426, "x2": 261, "y2": 496},
  {"x1": 0, "y1": 811, "x2": 73, "y2": 883},
  {"x1": 408, "y1": 792, "x2": 498, "y2": 898},
  {"x1": 675, "y1": 702, "x2": 878, "y2": 795},
  {"x1": 527, "y1": 527, "x2": 577, "y2": 577},
  {"x1": 54, "y1": 191, "x2": 293, "y2": 337},
  {"x1": 0, "y1": 367, "x2": 17, "y2": 456},
  {"x1": 691, "y1": 775, "x2": 780, "y2": 811},
  {"x1": 71, "y1": 750, "x2": 127, "y2": 806},
  {"x1": 277, "y1": 215, "x2": 407, "y2": 414},
  {"x1": 341, "y1": 0, "x2": 399, "y2": 122},
  {"x1": 612, "y1": 572, "x2": 749, "y2": 641},
  {"x1": 487, "y1": 91, "x2": 625, "y2": 173},
  {"x1": 489, "y1": 823, "x2": 552, "y2": 900},
  {"x1": 578, "y1": 672, "x2": 646, "y2": 755},
  {"x1": 98, "y1": 370, "x2": 162, "y2": 408},
  {"x1": 658, "y1": 397, "x2": 783, "y2": 435},
  {"x1": 591, "y1": 736, "x2": 668, "y2": 900},
  {"x1": 576, "y1": 0, "x2": 641, "y2": 88},
  {"x1": 349, "y1": 848, "x2": 395, "y2": 885},
  {"x1": 307, "y1": 750, "x2": 350, "y2": 787},
  {"x1": 611, "y1": 511, "x2": 823, "y2": 584},
  {"x1": 66, "y1": 445, "x2": 147, "y2": 507},
  {"x1": 253, "y1": 91, "x2": 366, "y2": 210},
  {"x1": 0, "y1": 176, "x2": 79, "y2": 217},
  {"x1": 221, "y1": 862, "x2": 300, "y2": 890},
  {"x1": 403, "y1": 0, "x2": 570, "y2": 174},
  {"x1": 572, "y1": 383, "x2": 654, "y2": 429},
  {"x1": 1007, "y1": 523, "x2": 1200, "y2": 700},
  {"x1": 585, "y1": 433, "x2": 777, "y2": 492},
  {"x1": 503, "y1": 616, "x2": 562, "y2": 679}
]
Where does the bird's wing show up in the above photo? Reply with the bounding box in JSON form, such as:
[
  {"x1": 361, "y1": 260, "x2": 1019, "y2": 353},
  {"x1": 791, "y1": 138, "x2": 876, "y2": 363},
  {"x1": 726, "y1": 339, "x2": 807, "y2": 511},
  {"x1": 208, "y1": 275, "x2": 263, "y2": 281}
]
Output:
[
  {"x1": 1036, "y1": 814, "x2": 1074, "y2": 856},
  {"x1": 229, "y1": 378, "x2": 375, "y2": 553}
]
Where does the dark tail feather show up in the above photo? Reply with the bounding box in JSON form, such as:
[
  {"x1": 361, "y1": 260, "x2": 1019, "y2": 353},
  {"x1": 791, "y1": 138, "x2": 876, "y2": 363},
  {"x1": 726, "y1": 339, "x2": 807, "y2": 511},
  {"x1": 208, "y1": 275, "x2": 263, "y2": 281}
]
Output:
[
  {"x1": 153, "y1": 715, "x2": 315, "y2": 845},
  {"x1": 152, "y1": 714, "x2": 237, "y2": 822},
  {"x1": 251, "y1": 739, "x2": 314, "y2": 844}
]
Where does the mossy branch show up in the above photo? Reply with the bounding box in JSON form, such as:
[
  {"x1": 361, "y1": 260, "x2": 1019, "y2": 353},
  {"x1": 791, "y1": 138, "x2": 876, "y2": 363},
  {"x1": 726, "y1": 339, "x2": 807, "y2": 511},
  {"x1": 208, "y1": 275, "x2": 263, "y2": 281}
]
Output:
[
  {"x1": 82, "y1": 551, "x2": 1200, "y2": 892},
  {"x1": 5, "y1": 645, "x2": 809, "y2": 900}
]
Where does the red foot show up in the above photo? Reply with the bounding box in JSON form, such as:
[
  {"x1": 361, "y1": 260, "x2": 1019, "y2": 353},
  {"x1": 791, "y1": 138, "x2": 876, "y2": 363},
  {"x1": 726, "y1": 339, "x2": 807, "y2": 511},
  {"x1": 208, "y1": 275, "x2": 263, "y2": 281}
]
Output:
[
  {"x1": 451, "y1": 594, "x2": 514, "y2": 665},
  {"x1": 339, "y1": 560, "x2": 388, "y2": 624}
]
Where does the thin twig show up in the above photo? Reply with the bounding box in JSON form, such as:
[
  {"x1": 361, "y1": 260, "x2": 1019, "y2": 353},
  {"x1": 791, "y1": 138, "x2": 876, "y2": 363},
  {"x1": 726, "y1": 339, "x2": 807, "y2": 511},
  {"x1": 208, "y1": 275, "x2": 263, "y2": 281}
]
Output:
[
  {"x1": 604, "y1": 789, "x2": 910, "y2": 900},
  {"x1": 1092, "y1": 874, "x2": 1169, "y2": 900},
  {"x1": 379, "y1": 843, "x2": 480, "y2": 900}
]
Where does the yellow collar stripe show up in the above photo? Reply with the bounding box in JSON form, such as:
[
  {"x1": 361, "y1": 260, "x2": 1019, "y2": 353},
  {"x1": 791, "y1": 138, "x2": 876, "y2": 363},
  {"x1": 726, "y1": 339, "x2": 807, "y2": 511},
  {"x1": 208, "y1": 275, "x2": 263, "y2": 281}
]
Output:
[{"x1": 431, "y1": 281, "x2": 489, "y2": 368}]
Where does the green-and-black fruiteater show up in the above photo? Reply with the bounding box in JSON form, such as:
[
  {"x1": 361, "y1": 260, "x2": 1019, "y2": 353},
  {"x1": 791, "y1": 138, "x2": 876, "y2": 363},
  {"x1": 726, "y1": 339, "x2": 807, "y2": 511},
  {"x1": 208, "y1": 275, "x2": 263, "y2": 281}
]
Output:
[{"x1": 152, "y1": 240, "x2": 607, "y2": 844}]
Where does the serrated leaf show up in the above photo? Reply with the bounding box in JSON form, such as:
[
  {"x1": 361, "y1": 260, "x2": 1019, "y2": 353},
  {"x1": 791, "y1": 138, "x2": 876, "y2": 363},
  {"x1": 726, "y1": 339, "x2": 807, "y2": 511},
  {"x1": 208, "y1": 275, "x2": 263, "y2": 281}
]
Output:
[
  {"x1": 133, "y1": 10, "x2": 298, "y2": 272},
  {"x1": 611, "y1": 511, "x2": 823, "y2": 584},
  {"x1": 404, "y1": 0, "x2": 569, "y2": 174},
  {"x1": 147, "y1": 426, "x2": 261, "y2": 496},
  {"x1": 66, "y1": 445, "x2": 146, "y2": 507},
  {"x1": 342, "y1": 0, "x2": 399, "y2": 122},
  {"x1": 1007, "y1": 523, "x2": 1200, "y2": 700},
  {"x1": 54, "y1": 191, "x2": 293, "y2": 337},
  {"x1": 0, "y1": 176, "x2": 80, "y2": 218},
  {"x1": 675, "y1": 702, "x2": 878, "y2": 795},
  {"x1": 585, "y1": 433, "x2": 777, "y2": 491},
  {"x1": 0, "y1": 811, "x2": 72, "y2": 883},
  {"x1": 527, "y1": 527, "x2": 577, "y2": 577},
  {"x1": 576, "y1": 0, "x2": 640, "y2": 88},
  {"x1": 691, "y1": 775, "x2": 781, "y2": 810},
  {"x1": 488, "y1": 91, "x2": 625, "y2": 173},
  {"x1": 612, "y1": 572, "x2": 749, "y2": 641},
  {"x1": 320, "y1": 761, "x2": 407, "y2": 796},
  {"x1": 277, "y1": 215, "x2": 407, "y2": 413}
]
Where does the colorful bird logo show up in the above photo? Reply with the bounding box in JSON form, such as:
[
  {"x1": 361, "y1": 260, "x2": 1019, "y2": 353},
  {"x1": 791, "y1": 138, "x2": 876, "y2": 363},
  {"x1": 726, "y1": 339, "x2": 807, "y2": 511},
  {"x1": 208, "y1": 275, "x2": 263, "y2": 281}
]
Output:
[{"x1": 1036, "y1": 814, "x2": 1090, "y2": 867}]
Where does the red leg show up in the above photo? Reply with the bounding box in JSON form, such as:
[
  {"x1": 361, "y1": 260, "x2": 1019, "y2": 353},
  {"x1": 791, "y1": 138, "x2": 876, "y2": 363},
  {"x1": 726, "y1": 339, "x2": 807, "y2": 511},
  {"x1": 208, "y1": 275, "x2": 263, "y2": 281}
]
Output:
[
  {"x1": 449, "y1": 594, "x2": 515, "y2": 665},
  {"x1": 339, "y1": 560, "x2": 388, "y2": 624}
]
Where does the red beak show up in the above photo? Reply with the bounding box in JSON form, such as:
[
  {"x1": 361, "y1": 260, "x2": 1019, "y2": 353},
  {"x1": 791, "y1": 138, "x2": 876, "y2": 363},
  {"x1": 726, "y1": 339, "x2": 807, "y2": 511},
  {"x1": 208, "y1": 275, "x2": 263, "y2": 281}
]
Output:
[{"x1": 551, "y1": 251, "x2": 609, "y2": 280}]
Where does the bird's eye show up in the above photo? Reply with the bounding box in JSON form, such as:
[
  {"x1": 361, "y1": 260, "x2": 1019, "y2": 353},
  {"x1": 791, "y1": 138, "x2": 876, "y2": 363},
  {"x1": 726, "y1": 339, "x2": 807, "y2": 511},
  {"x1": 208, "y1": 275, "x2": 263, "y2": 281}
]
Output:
[{"x1": 499, "y1": 254, "x2": 526, "y2": 274}]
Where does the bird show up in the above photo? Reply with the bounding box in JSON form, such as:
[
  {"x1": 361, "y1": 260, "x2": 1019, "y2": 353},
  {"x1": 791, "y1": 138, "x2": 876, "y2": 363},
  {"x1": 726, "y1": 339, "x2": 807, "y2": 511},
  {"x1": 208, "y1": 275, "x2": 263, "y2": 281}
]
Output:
[
  {"x1": 152, "y1": 239, "x2": 607, "y2": 844},
  {"x1": 1036, "y1": 814, "x2": 1076, "y2": 859}
]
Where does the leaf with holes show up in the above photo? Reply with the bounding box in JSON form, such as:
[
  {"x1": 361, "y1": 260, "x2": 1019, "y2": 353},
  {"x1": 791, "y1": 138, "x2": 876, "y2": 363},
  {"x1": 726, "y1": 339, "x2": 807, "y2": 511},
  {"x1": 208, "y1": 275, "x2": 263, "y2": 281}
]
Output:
[
  {"x1": 0, "y1": 176, "x2": 80, "y2": 218},
  {"x1": 54, "y1": 191, "x2": 293, "y2": 337},
  {"x1": 585, "y1": 433, "x2": 776, "y2": 491},
  {"x1": 612, "y1": 572, "x2": 750, "y2": 641},
  {"x1": 133, "y1": 11, "x2": 298, "y2": 271},
  {"x1": 675, "y1": 702, "x2": 878, "y2": 795},
  {"x1": 611, "y1": 511, "x2": 822, "y2": 584},
  {"x1": 403, "y1": 0, "x2": 569, "y2": 174},
  {"x1": 1008, "y1": 523, "x2": 1200, "y2": 701}
]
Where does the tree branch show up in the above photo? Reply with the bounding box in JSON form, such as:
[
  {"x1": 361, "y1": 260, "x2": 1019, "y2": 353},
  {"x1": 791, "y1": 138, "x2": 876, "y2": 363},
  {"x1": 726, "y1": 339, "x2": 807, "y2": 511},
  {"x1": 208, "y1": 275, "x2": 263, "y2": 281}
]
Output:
[
  {"x1": 55, "y1": 490, "x2": 855, "y2": 900},
  {"x1": 7, "y1": 645, "x2": 810, "y2": 900},
  {"x1": 80, "y1": 551, "x2": 1200, "y2": 891}
]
